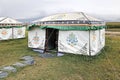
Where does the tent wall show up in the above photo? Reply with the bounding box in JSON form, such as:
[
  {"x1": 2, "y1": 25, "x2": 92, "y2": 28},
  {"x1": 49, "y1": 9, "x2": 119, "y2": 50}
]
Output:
[
  {"x1": 28, "y1": 25, "x2": 105, "y2": 56},
  {"x1": 13, "y1": 27, "x2": 26, "y2": 39},
  {"x1": 0, "y1": 28, "x2": 12, "y2": 40},
  {"x1": 99, "y1": 29, "x2": 105, "y2": 50},
  {"x1": 58, "y1": 31, "x2": 89, "y2": 55},
  {"x1": 28, "y1": 28, "x2": 46, "y2": 49},
  {"x1": 90, "y1": 29, "x2": 105, "y2": 56},
  {"x1": 90, "y1": 30, "x2": 99, "y2": 55},
  {"x1": 0, "y1": 27, "x2": 25, "y2": 40}
]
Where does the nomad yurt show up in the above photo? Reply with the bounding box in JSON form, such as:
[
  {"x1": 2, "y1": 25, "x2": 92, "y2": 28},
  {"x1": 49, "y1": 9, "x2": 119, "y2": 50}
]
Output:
[
  {"x1": 28, "y1": 12, "x2": 106, "y2": 56},
  {"x1": 0, "y1": 17, "x2": 25, "y2": 40}
]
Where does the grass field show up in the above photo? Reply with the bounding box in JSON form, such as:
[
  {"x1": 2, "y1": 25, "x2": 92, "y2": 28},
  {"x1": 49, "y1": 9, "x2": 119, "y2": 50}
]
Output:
[
  {"x1": 0, "y1": 34, "x2": 120, "y2": 80},
  {"x1": 106, "y1": 22, "x2": 120, "y2": 29},
  {"x1": 106, "y1": 28, "x2": 120, "y2": 32},
  {"x1": 106, "y1": 22, "x2": 120, "y2": 32}
]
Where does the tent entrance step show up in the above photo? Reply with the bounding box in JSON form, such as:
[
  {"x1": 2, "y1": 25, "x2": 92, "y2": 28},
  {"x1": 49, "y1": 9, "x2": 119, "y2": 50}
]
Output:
[
  {"x1": 45, "y1": 49, "x2": 57, "y2": 53},
  {"x1": 39, "y1": 53, "x2": 56, "y2": 58}
]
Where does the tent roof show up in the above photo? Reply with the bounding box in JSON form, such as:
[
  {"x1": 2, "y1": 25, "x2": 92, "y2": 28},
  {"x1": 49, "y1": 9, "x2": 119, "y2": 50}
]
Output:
[
  {"x1": 28, "y1": 12, "x2": 106, "y2": 31},
  {"x1": 35, "y1": 12, "x2": 102, "y2": 22},
  {"x1": 0, "y1": 17, "x2": 22, "y2": 24}
]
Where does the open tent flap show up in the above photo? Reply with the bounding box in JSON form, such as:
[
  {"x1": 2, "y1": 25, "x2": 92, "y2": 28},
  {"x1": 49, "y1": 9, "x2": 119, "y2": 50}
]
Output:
[{"x1": 28, "y1": 27, "x2": 46, "y2": 49}]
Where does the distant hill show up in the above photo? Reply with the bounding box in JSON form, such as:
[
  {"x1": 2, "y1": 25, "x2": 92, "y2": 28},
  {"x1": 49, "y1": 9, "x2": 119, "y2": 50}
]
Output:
[
  {"x1": 17, "y1": 14, "x2": 120, "y2": 23},
  {"x1": 17, "y1": 16, "x2": 45, "y2": 23}
]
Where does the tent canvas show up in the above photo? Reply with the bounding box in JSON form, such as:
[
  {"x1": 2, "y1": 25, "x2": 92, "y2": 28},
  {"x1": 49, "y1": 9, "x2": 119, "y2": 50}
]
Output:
[
  {"x1": 28, "y1": 28, "x2": 58, "y2": 51},
  {"x1": 28, "y1": 12, "x2": 106, "y2": 56},
  {"x1": 13, "y1": 27, "x2": 26, "y2": 39},
  {"x1": 0, "y1": 17, "x2": 25, "y2": 40},
  {"x1": 58, "y1": 30, "x2": 89, "y2": 55},
  {"x1": 0, "y1": 28, "x2": 12, "y2": 40},
  {"x1": 28, "y1": 27, "x2": 45, "y2": 49}
]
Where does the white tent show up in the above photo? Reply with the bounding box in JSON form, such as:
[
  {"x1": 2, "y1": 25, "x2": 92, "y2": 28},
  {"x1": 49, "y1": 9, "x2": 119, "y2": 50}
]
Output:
[
  {"x1": 0, "y1": 17, "x2": 25, "y2": 40},
  {"x1": 28, "y1": 12, "x2": 105, "y2": 56}
]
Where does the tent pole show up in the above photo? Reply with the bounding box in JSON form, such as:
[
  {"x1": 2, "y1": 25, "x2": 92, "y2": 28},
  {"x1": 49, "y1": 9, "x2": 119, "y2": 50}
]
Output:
[
  {"x1": 99, "y1": 29, "x2": 100, "y2": 50},
  {"x1": 81, "y1": 12, "x2": 92, "y2": 56},
  {"x1": 56, "y1": 30, "x2": 59, "y2": 53},
  {"x1": 44, "y1": 29, "x2": 48, "y2": 53},
  {"x1": 12, "y1": 27, "x2": 14, "y2": 39},
  {"x1": 89, "y1": 30, "x2": 91, "y2": 56}
]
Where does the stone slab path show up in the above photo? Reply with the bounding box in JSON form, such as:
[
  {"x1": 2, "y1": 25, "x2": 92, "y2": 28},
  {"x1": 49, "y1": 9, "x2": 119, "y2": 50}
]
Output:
[{"x1": 0, "y1": 56, "x2": 35, "y2": 79}]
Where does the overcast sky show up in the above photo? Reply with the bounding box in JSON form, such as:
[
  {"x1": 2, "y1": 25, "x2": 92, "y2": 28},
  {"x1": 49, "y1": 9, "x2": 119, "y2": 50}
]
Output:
[{"x1": 0, "y1": 0, "x2": 120, "y2": 19}]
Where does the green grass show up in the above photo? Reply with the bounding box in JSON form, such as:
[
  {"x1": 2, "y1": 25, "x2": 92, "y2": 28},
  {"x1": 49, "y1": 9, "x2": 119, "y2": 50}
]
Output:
[
  {"x1": 0, "y1": 38, "x2": 37, "y2": 67},
  {"x1": 106, "y1": 22, "x2": 120, "y2": 29},
  {"x1": 106, "y1": 22, "x2": 120, "y2": 32},
  {"x1": 0, "y1": 34, "x2": 120, "y2": 80},
  {"x1": 106, "y1": 28, "x2": 120, "y2": 32}
]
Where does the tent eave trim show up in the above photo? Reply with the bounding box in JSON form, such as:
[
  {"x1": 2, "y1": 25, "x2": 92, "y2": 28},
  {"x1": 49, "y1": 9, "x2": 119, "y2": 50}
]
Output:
[{"x1": 27, "y1": 24, "x2": 106, "y2": 31}]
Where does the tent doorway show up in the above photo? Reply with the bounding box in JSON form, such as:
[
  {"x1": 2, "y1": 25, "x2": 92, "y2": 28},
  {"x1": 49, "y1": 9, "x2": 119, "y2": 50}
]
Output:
[{"x1": 45, "y1": 28, "x2": 58, "y2": 52}]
